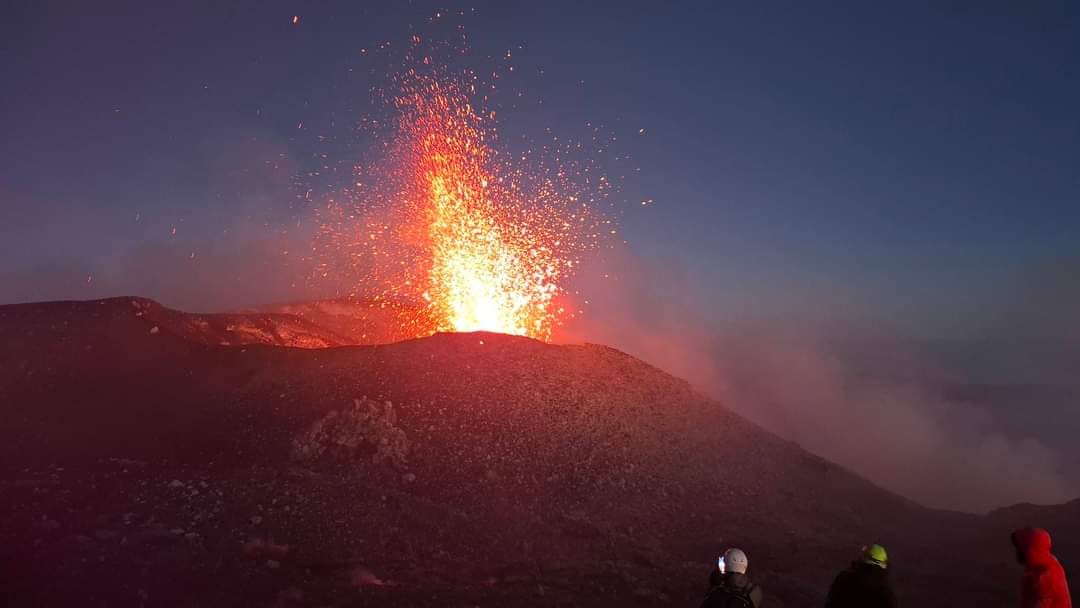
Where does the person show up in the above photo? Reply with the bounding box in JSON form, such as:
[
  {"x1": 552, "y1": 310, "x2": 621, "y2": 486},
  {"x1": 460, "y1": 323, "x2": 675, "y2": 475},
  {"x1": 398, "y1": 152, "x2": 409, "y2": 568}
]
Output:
[
  {"x1": 701, "y1": 548, "x2": 763, "y2": 608},
  {"x1": 1012, "y1": 528, "x2": 1072, "y2": 608},
  {"x1": 824, "y1": 544, "x2": 897, "y2": 608}
]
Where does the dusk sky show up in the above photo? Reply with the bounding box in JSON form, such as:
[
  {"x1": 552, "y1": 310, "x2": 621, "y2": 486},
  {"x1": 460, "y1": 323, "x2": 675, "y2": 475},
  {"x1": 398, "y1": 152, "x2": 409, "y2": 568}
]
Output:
[
  {"x1": 3, "y1": 1, "x2": 1078, "y2": 340},
  {"x1": 2, "y1": 1, "x2": 1079, "y2": 512}
]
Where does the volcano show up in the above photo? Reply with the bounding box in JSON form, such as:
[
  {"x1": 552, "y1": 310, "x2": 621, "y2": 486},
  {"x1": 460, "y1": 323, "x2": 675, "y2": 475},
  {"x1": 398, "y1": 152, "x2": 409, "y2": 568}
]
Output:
[{"x1": 0, "y1": 297, "x2": 1072, "y2": 607}]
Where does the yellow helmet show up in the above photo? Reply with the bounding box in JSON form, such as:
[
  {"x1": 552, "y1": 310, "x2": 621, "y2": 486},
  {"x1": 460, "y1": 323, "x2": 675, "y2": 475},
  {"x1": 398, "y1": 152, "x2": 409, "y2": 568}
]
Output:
[{"x1": 861, "y1": 544, "x2": 888, "y2": 569}]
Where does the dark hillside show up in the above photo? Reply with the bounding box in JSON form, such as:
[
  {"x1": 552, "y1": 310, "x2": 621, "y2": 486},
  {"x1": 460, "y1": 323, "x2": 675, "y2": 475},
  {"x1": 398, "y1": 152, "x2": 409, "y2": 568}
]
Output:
[{"x1": 0, "y1": 297, "x2": 1046, "y2": 606}]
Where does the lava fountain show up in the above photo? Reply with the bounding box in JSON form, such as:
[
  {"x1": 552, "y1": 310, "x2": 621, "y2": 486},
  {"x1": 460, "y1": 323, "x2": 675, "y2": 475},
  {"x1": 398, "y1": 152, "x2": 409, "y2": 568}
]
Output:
[
  {"x1": 317, "y1": 65, "x2": 612, "y2": 342},
  {"x1": 404, "y1": 77, "x2": 560, "y2": 337}
]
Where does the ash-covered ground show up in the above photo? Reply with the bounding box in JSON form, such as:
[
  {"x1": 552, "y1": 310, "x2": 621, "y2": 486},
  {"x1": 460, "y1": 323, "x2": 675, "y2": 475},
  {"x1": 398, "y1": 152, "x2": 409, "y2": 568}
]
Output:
[{"x1": 0, "y1": 298, "x2": 1074, "y2": 607}]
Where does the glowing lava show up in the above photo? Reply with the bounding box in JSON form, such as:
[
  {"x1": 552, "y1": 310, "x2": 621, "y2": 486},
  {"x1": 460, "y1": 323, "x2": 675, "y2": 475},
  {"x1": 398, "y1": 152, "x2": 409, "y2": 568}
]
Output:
[
  {"x1": 404, "y1": 78, "x2": 561, "y2": 338},
  {"x1": 316, "y1": 65, "x2": 611, "y2": 342},
  {"x1": 426, "y1": 172, "x2": 558, "y2": 336}
]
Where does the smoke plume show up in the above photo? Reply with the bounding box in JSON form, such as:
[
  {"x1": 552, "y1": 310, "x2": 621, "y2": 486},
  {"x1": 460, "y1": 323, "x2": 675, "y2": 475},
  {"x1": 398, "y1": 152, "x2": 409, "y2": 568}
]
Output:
[{"x1": 558, "y1": 247, "x2": 1078, "y2": 513}]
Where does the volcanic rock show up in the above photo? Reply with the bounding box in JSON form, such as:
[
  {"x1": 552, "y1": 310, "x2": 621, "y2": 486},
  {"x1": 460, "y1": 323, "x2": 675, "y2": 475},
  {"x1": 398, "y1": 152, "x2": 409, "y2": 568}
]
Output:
[
  {"x1": 290, "y1": 397, "x2": 410, "y2": 468},
  {"x1": 0, "y1": 297, "x2": 1072, "y2": 607}
]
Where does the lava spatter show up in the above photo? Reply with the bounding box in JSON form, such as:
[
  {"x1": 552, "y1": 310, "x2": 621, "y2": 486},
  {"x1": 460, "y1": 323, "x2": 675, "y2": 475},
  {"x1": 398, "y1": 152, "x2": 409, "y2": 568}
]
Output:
[{"x1": 316, "y1": 64, "x2": 611, "y2": 342}]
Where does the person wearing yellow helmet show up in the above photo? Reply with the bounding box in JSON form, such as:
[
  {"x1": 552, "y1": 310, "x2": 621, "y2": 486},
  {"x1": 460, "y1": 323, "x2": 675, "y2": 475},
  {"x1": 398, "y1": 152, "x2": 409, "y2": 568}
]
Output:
[
  {"x1": 862, "y1": 544, "x2": 889, "y2": 569},
  {"x1": 825, "y1": 544, "x2": 897, "y2": 608}
]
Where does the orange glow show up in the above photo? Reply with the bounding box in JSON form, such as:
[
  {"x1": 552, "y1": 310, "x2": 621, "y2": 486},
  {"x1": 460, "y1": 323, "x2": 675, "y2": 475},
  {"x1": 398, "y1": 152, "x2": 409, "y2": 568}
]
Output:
[
  {"x1": 402, "y1": 77, "x2": 562, "y2": 338},
  {"x1": 316, "y1": 66, "x2": 610, "y2": 342}
]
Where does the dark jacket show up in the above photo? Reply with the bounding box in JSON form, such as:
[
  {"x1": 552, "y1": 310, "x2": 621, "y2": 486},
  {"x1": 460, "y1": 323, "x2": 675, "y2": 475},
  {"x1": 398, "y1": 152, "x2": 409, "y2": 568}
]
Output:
[
  {"x1": 825, "y1": 561, "x2": 897, "y2": 608},
  {"x1": 1013, "y1": 528, "x2": 1072, "y2": 608},
  {"x1": 703, "y1": 571, "x2": 763, "y2": 608}
]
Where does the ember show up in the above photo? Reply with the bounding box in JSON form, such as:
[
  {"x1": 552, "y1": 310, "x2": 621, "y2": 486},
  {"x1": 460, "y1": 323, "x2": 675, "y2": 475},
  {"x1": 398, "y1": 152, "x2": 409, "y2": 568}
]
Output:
[{"x1": 317, "y1": 61, "x2": 611, "y2": 341}]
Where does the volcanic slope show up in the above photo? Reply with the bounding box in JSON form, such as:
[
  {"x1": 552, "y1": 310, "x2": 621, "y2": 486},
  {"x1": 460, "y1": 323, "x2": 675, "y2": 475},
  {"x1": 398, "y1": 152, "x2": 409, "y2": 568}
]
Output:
[
  {"x1": 253, "y1": 298, "x2": 426, "y2": 346},
  {"x1": 0, "y1": 297, "x2": 1041, "y2": 607},
  {"x1": 138, "y1": 297, "x2": 353, "y2": 348}
]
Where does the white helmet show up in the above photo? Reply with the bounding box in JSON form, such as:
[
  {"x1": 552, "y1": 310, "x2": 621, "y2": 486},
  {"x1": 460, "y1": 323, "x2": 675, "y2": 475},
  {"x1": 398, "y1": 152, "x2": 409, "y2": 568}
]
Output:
[{"x1": 723, "y1": 548, "x2": 749, "y2": 574}]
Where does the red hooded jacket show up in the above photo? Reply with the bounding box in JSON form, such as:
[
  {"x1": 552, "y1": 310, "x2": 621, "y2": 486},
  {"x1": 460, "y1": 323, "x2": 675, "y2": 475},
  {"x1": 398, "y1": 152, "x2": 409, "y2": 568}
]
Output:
[{"x1": 1012, "y1": 528, "x2": 1072, "y2": 608}]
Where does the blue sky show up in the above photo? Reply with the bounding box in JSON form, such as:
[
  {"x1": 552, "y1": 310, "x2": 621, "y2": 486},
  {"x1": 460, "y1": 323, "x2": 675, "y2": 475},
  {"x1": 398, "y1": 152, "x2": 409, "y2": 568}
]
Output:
[{"x1": 2, "y1": 1, "x2": 1077, "y2": 339}]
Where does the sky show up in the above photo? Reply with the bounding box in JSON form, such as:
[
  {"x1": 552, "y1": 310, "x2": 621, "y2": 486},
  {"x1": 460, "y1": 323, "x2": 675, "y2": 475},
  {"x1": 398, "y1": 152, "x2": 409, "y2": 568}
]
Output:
[
  {"x1": 3, "y1": 1, "x2": 1077, "y2": 327},
  {"x1": 2, "y1": 1, "x2": 1078, "y2": 510}
]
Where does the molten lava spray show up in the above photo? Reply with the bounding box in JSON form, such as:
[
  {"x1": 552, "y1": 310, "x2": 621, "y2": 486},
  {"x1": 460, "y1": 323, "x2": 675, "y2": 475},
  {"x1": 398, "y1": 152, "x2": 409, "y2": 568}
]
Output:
[
  {"x1": 318, "y1": 65, "x2": 611, "y2": 341},
  {"x1": 404, "y1": 76, "x2": 559, "y2": 337}
]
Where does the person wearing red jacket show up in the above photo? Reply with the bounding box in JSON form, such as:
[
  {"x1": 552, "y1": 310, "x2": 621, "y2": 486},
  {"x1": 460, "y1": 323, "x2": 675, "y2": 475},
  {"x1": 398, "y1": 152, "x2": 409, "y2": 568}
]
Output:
[{"x1": 1012, "y1": 527, "x2": 1072, "y2": 608}]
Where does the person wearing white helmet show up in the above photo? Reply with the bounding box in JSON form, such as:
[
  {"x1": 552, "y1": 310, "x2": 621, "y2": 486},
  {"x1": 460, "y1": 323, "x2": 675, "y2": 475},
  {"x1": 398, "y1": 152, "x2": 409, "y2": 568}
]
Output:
[{"x1": 702, "y1": 547, "x2": 763, "y2": 608}]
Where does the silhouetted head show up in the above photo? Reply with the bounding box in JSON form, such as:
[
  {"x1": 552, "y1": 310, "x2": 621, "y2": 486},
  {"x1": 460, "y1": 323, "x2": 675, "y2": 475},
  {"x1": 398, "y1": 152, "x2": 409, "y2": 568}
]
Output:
[
  {"x1": 860, "y1": 544, "x2": 889, "y2": 569},
  {"x1": 1012, "y1": 528, "x2": 1052, "y2": 566},
  {"x1": 723, "y1": 548, "x2": 749, "y2": 574}
]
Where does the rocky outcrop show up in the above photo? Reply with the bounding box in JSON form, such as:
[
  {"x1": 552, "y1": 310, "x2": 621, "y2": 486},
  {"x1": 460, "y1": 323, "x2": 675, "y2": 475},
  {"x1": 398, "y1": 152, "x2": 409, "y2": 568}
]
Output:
[{"x1": 290, "y1": 397, "x2": 410, "y2": 469}]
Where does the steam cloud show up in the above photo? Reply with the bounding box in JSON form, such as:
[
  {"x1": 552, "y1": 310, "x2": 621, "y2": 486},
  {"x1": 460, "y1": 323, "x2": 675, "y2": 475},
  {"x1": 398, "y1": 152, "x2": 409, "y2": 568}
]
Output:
[
  {"x1": 0, "y1": 223, "x2": 322, "y2": 312},
  {"x1": 559, "y1": 247, "x2": 1079, "y2": 513}
]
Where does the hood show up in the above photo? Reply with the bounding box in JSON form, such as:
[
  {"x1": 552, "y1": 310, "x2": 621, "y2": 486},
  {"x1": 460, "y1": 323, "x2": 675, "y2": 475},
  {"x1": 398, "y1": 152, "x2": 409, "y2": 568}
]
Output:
[
  {"x1": 1012, "y1": 528, "x2": 1053, "y2": 561},
  {"x1": 724, "y1": 571, "x2": 753, "y2": 588},
  {"x1": 852, "y1": 560, "x2": 889, "y2": 575}
]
